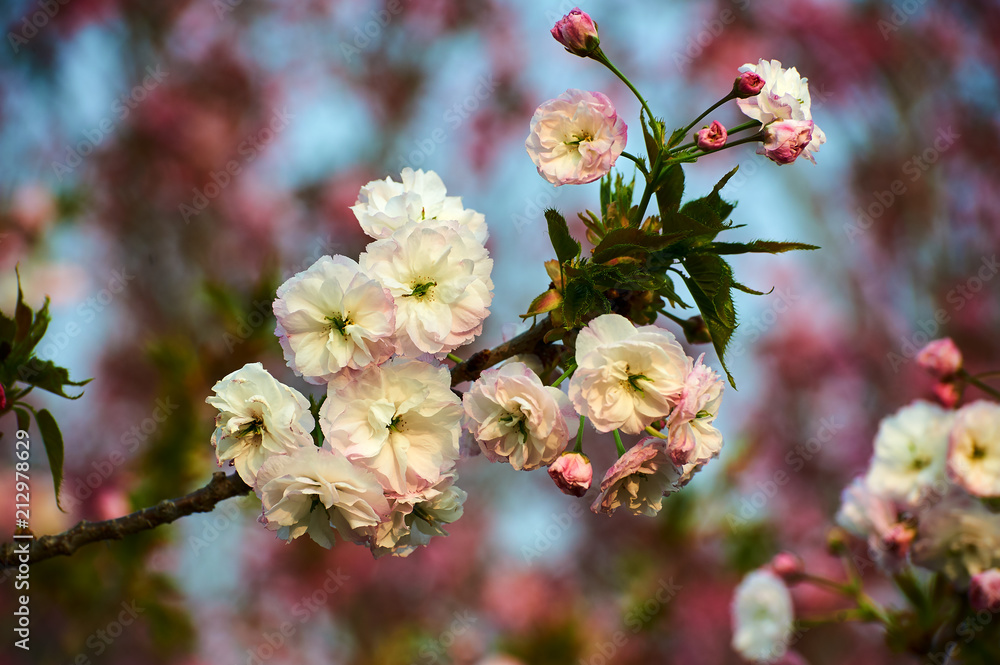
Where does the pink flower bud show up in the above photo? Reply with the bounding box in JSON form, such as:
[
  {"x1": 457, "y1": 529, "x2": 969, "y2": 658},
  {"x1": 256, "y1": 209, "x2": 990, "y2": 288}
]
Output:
[
  {"x1": 696, "y1": 120, "x2": 728, "y2": 151},
  {"x1": 933, "y1": 380, "x2": 961, "y2": 408},
  {"x1": 734, "y1": 71, "x2": 765, "y2": 98},
  {"x1": 769, "y1": 551, "x2": 804, "y2": 582},
  {"x1": 759, "y1": 119, "x2": 814, "y2": 165},
  {"x1": 550, "y1": 8, "x2": 600, "y2": 57},
  {"x1": 917, "y1": 338, "x2": 963, "y2": 378},
  {"x1": 970, "y1": 569, "x2": 1000, "y2": 611},
  {"x1": 548, "y1": 451, "x2": 593, "y2": 497}
]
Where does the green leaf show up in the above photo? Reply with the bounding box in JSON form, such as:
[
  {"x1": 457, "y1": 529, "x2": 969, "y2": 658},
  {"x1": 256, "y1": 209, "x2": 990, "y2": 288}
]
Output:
[
  {"x1": 709, "y1": 240, "x2": 821, "y2": 255},
  {"x1": 657, "y1": 275, "x2": 689, "y2": 309},
  {"x1": 521, "y1": 289, "x2": 563, "y2": 318},
  {"x1": 704, "y1": 166, "x2": 739, "y2": 221},
  {"x1": 14, "y1": 269, "x2": 32, "y2": 344},
  {"x1": 16, "y1": 358, "x2": 90, "y2": 399},
  {"x1": 545, "y1": 209, "x2": 581, "y2": 265},
  {"x1": 666, "y1": 126, "x2": 687, "y2": 149},
  {"x1": 642, "y1": 115, "x2": 661, "y2": 162},
  {"x1": 681, "y1": 255, "x2": 738, "y2": 387},
  {"x1": 35, "y1": 408, "x2": 65, "y2": 511},
  {"x1": 654, "y1": 164, "x2": 685, "y2": 217},
  {"x1": 591, "y1": 227, "x2": 688, "y2": 264},
  {"x1": 732, "y1": 280, "x2": 773, "y2": 296},
  {"x1": 13, "y1": 405, "x2": 31, "y2": 433}
]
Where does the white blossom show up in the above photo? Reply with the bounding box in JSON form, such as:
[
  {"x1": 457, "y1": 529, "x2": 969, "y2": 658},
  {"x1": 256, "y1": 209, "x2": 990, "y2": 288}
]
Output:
[
  {"x1": 361, "y1": 221, "x2": 493, "y2": 357},
  {"x1": 255, "y1": 446, "x2": 390, "y2": 548},
  {"x1": 321, "y1": 357, "x2": 463, "y2": 495},
  {"x1": 273, "y1": 255, "x2": 395, "y2": 384},
  {"x1": 464, "y1": 362, "x2": 579, "y2": 470},
  {"x1": 351, "y1": 168, "x2": 487, "y2": 244},
  {"x1": 371, "y1": 473, "x2": 467, "y2": 558},
  {"x1": 948, "y1": 401, "x2": 1000, "y2": 498},
  {"x1": 731, "y1": 569, "x2": 795, "y2": 663},
  {"x1": 568, "y1": 314, "x2": 688, "y2": 434},
  {"x1": 206, "y1": 362, "x2": 314, "y2": 485},
  {"x1": 664, "y1": 354, "x2": 725, "y2": 466}
]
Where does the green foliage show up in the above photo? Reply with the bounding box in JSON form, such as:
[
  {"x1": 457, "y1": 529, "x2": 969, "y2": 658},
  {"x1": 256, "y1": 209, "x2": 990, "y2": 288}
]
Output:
[
  {"x1": 524, "y1": 162, "x2": 819, "y2": 388},
  {"x1": 1, "y1": 270, "x2": 91, "y2": 509}
]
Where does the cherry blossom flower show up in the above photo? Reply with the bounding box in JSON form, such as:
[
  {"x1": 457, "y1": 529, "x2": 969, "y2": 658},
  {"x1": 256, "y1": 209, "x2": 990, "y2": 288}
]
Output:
[
  {"x1": 591, "y1": 437, "x2": 681, "y2": 516},
  {"x1": 731, "y1": 569, "x2": 795, "y2": 663},
  {"x1": 550, "y1": 8, "x2": 600, "y2": 57},
  {"x1": 272, "y1": 255, "x2": 395, "y2": 384},
  {"x1": 759, "y1": 120, "x2": 814, "y2": 165},
  {"x1": 912, "y1": 493, "x2": 1000, "y2": 586},
  {"x1": 361, "y1": 220, "x2": 493, "y2": 357},
  {"x1": 371, "y1": 473, "x2": 467, "y2": 558},
  {"x1": 525, "y1": 89, "x2": 627, "y2": 186},
  {"x1": 836, "y1": 477, "x2": 914, "y2": 570},
  {"x1": 569, "y1": 314, "x2": 688, "y2": 434},
  {"x1": 206, "y1": 362, "x2": 315, "y2": 485},
  {"x1": 255, "y1": 446, "x2": 390, "y2": 548},
  {"x1": 864, "y1": 400, "x2": 954, "y2": 505},
  {"x1": 351, "y1": 167, "x2": 487, "y2": 243},
  {"x1": 737, "y1": 59, "x2": 826, "y2": 163},
  {"x1": 463, "y1": 361, "x2": 579, "y2": 470},
  {"x1": 548, "y1": 451, "x2": 592, "y2": 497},
  {"x1": 696, "y1": 120, "x2": 728, "y2": 150},
  {"x1": 917, "y1": 338, "x2": 963, "y2": 378},
  {"x1": 664, "y1": 354, "x2": 725, "y2": 466},
  {"x1": 321, "y1": 357, "x2": 463, "y2": 495},
  {"x1": 947, "y1": 401, "x2": 1000, "y2": 498}
]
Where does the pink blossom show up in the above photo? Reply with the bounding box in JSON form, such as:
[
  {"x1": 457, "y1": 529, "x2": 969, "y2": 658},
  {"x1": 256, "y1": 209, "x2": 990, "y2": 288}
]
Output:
[
  {"x1": 934, "y1": 380, "x2": 961, "y2": 408},
  {"x1": 591, "y1": 437, "x2": 680, "y2": 516},
  {"x1": 733, "y1": 71, "x2": 765, "y2": 98},
  {"x1": 696, "y1": 121, "x2": 727, "y2": 151},
  {"x1": 917, "y1": 338, "x2": 963, "y2": 378},
  {"x1": 969, "y1": 569, "x2": 1000, "y2": 611},
  {"x1": 769, "y1": 552, "x2": 804, "y2": 582},
  {"x1": 665, "y1": 354, "x2": 725, "y2": 467},
  {"x1": 525, "y1": 89, "x2": 627, "y2": 186},
  {"x1": 547, "y1": 451, "x2": 592, "y2": 497},
  {"x1": 759, "y1": 119, "x2": 814, "y2": 165},
  {"x1": 550, "y1": 8, "x2": 599, "y2": 57}
]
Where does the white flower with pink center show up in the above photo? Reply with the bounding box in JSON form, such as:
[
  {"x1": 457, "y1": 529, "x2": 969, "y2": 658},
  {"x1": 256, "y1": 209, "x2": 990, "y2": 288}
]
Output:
[
  {"x1": 664, "y1": 354, "x2": 725, "y2": 466},
  {"x1": 948, "y1": 401, "x2": 1000, "y2": 498},
  {"x1": 525, "y1": 89, "x2": 627, "y2": 186},
  {"x1": 273, "y1": 255, "x2": 395, "y2": 384}
]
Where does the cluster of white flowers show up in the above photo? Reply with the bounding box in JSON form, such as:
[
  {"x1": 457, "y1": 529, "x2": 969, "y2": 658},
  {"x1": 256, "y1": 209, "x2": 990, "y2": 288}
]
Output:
[
  {"x1": 207, "y1": 169, "x2": 489, "y2": 556},
  {"x1": 834, "y1": 397, "x2": 1000, "y2": 584}
]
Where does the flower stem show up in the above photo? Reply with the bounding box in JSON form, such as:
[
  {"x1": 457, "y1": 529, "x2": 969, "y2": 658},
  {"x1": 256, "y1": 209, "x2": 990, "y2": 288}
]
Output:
[
  {"x1": 960, "y1": 369, "x2": 1000, "y2": 400},
  {"x1": 644, "y1": 426, "x2": 668, "y2": 439},
  {"x1": 620, "y1": 151, "x2": 650, "y2": 178},
  {"x1": 676, "y1": 92, "x2": 736, "y2": 146},
  {"x1": 574, "y1": 415, "x2": 586, "y2": 453},
  {"x1": 551, "y1": 363, "x2": 577, "y2": 388},
  {"x1": 971, "y1": 370, "x2": 1000, "y2": 380},
  {"x1": 613, "y1": 429, "x2": 627, "y2": 456},
  {"x1": 447, "y1": 353, "x2": 464, "y2": 364},
  {"x1": 592, "y1": 49, "x2": 656, "y2": 132}
]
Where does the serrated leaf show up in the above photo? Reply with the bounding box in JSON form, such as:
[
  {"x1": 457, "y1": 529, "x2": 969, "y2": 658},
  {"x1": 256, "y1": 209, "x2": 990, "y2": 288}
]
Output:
[
  {"x1": 709, "y1": 240, "x2": 821, "y2": 255},
  {"x1": 36, "y1": 408, "x2": 65, "y2": 511},
  {"x1": 666, "y1": 126, "x2": 687, "y2": 149},
  {"x1": 13, "y1": 405, "x2": 30, "y2": 433},
  {"x1": 592, "y1": 227, "x2": 689, "y2": 264},
  {"x1": 655, "y1": 164, "x2": 685, "y2": 217},
  {"x1": 16, "y1": 358, "x2": 90, "y2": 399},
  {"x1": 680, "y1": 255, "x2": 738, "y2": 387},
  {"x1": 732, "y1": 280, "x2": 773, "y2": 296},
  {"x1": 705, "y1": 166, "x2": 739, "y2": 221},
  {"x1": 545, "y1": 209, "x2": 581, "y2": 265},
  {"x1": 521, "y1": 289, "x2": 563, "y2": 318},
  {"x1": 562, "y1": 279, "x2": 596, "y2": 327},
  {"x1": 657, "y1": 275, "x2": 689, "y2": 309},
  {"x1": 14, "y1": 270, "x2": 32, "y2": 344}
]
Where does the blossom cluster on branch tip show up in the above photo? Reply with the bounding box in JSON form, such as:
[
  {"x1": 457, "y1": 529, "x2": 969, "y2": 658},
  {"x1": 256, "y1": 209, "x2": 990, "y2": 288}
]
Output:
[
  {"x1": 203, "y1": 7, "x2": 829, "y2": 561},
  {"x1": 208, "y1": 168, "x2": 488, "y2": 557},
  {"x1": 730, "y1": 337, "x2": 1000, "y2": 664}
]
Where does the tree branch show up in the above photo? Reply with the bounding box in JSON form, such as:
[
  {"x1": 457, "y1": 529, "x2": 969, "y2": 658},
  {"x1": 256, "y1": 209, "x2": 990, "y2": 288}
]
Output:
[
  {"x1": 3, "y1": 316, "x2": 561, "y2": 567},
  {"x1": 1, "y1": 472, "x2": 251, "y2": 568}
]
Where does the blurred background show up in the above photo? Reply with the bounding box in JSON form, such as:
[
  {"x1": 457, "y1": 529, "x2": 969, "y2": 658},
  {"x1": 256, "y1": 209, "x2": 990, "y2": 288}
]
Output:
[{"x1": 1, "y1": 0, "x2": 998, "y2": 663}]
